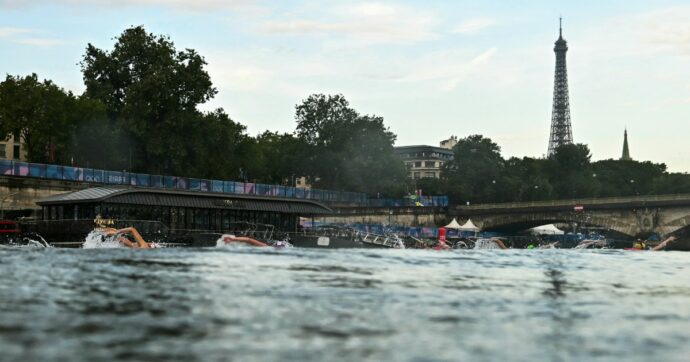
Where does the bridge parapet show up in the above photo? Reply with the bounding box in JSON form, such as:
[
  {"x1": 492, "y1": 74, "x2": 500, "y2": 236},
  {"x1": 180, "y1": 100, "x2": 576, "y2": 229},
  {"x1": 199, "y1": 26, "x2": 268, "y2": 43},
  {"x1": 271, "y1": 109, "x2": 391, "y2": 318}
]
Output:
[
  {"x1": 454, "y1": 194, "x2": 690, "y2": 213},
  {"x1": 450, "y1": 194, "x2": 690, "y2": 238}
]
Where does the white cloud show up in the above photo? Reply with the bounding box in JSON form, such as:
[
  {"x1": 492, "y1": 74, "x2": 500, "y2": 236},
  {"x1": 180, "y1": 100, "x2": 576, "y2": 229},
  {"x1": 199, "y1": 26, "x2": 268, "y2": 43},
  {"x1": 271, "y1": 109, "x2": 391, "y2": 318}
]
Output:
[
  {"x1": 0, "y1": 27, "x2": 63, "y2": 46},
  {"x1": 0, "y1": 27, "x2": 32, "y2": 37},
  {"x1": 0, "y1": 0, "x2": 260, "y2": 11},
  {"x1": 396, "y1": 48, "x2": 497, "y2": 91},
  {"x1": 261, "y1": 2, "x2": 437, "y2": 45},
  {"x1": 452, "y1": 18, "x2": 496, "y2": 34},
  {"x1": 13, "y1": 37, "x2": 65, "y2": 46},
  {"x1": 637, "y1": 6, "x2": 690, "y2": 56}
]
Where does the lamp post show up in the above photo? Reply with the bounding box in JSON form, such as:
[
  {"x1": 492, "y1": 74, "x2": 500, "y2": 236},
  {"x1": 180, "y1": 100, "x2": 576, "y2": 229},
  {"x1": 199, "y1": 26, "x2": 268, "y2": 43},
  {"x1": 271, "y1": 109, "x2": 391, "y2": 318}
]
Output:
[
  {"x1": 630, "y1": 179, "x2": 637, "y2": 196},
  {"x1": 0, "y1": 191, "x2": 19, "y2": 219}
]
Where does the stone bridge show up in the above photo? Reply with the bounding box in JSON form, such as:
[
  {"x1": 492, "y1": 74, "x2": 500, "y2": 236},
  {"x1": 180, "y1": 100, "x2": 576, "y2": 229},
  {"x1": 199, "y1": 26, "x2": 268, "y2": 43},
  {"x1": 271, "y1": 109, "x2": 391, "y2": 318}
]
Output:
[
  {"x1": 327, "y1": 194, "x2": 690, "y2": 239},
  {"x1": 451, "y1": 194, "x2": 690, "y2": 238}
]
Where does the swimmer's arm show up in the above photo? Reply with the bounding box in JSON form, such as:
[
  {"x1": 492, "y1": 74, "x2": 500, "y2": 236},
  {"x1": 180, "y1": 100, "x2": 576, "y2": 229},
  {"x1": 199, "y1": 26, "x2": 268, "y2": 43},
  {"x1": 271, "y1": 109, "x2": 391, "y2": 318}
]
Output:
[
  {"x1": 492, "y1": 238, "x2": 509, "y2": 249},
  {"x1": 651, "y1": 236, "x2": 676, "y2": 251},
  {"x1": 116, "y1": 227, "x2": 149, "y2": 249},
  {"x1": 119, "y1": 237, "x2": 136, "y2": 248},
  {"x1": 225, "y1": 236, "x2": 268, "y2": 247}
]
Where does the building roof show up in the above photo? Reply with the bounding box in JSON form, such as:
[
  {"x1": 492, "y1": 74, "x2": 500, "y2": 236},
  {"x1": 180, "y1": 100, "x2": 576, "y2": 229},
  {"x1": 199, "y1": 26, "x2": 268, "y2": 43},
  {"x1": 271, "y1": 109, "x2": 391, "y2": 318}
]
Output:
[
  {"x1": 37, "y1": 187, "x2": 333, "y2": 215},
  {"x1": 394, "y1": 145, "x2": 454, "y2": 154}
]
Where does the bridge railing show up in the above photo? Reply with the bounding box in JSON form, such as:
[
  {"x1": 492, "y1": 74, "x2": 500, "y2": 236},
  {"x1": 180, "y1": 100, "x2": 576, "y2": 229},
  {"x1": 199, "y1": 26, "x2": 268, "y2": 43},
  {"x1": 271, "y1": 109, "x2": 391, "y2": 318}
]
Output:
[
  {"x1": 366, "y1": 196, "x2": 449, "y2": 208},
  {"x1": 0, "y1": 159, "x2": 368, "y2": 205},
  {"x1": 457, "y1": 193, "x2": 690, "y2": 211}
]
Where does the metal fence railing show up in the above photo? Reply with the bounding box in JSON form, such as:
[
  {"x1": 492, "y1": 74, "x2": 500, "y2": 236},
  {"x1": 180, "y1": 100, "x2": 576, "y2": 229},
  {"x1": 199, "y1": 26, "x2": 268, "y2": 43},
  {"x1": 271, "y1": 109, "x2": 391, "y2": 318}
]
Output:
[
  {"x1": 366, "y1": 196, "x2": 449, "y2": 208},
  {"x1": 0, "y1": 160, "x2": 368, "y2": 205}
]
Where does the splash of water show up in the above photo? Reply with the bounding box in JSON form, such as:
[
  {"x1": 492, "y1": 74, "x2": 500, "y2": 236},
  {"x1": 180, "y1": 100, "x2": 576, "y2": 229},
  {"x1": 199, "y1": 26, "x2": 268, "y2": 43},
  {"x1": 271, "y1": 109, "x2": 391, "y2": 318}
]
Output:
[
  {"x1": 474, "y1": 238, "x2": 501, "y2": 250},
  {"x1": 82, "y1": 230, "x2": 123, "y2": 249}
]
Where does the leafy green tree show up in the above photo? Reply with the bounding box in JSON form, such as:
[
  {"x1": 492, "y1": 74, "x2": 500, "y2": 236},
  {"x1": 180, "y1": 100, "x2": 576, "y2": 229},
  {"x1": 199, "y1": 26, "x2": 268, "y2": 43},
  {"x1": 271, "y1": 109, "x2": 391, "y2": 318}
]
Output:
[
  {"x1": 0, "y1": 73, "x2": 79, "y2": 163},
  {"x1": 294, "y1": 94, "x2": 408, "y2": 195},
  {"x1": 80, "y1": 25, "x2": 217, "y2": 175},
  {"x1": 548, "y1": 144, "x2": 598, "y2": 199},
  {"x1": 652, "y1": 172, "x2": 690, "y2": 194},
  {"x1": 592, "y1": 159, "x2": 665, "y2": 197},
  {"x1": 241, "y1": 131, "x2": 307, "y2": 185},
  {"x1": 442, "y1": 135, "x2": 504, "y2": 203},
  {"x1": 67, "y1": 96, "x2": 129, "y2": 169},
  {"x1": 182, "y1": 109, "x2": 248, "y2": 179}
]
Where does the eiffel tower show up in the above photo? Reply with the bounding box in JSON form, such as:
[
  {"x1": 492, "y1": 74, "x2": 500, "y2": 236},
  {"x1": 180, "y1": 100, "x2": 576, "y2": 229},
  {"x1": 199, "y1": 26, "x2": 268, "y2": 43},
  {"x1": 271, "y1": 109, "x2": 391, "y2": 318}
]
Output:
[{"x1": 547, "y1": 17, "x2": 573, "y2": 157}]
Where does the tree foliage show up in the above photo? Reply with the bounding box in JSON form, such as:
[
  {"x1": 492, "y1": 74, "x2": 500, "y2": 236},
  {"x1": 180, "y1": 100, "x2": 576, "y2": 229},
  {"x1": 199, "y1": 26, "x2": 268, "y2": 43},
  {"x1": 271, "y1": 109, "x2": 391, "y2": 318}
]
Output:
[
  {"x1": 295, "y1": 94, "x2": 408, "y2": 195},
  {"x1": 80, "y1": 25, "x2": 225, "y2": 175},
  {"x1": 439, "y1": 136, "x2": 690, "y2": 203},
  {"x1": 0, "y1": 74, "x2": 80, "y2": 163}
]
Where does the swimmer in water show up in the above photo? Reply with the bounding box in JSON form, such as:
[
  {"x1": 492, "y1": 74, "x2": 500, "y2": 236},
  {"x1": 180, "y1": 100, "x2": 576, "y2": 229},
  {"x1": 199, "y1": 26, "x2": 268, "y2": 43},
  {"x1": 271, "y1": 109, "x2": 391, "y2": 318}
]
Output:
[
  {"x1": 473, "y1": 237, "x2": 509, "y2": 249},
  {"x1": 220, "y1": 234, "x2": 268, "y2": 247},
  {"x1": 102, "y1": 227, "x2": 150, "y2": 249},
  {"x1": 433, "y1": 239, "x2": 450, "y2": 250},
  {"x1": 631, "y1": 235, "x2": 677, "y2": 251},
  {"x1": 575, "y1": 239, "x2": 607, "y2": 249}
]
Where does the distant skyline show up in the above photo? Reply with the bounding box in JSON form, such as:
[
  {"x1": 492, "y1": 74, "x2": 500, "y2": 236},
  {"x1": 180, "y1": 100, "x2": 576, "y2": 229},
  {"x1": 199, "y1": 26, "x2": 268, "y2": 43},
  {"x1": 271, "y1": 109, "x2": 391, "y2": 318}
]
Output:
[{"x1": 0, "y1": 0, "x2": 688, "y2": 171}]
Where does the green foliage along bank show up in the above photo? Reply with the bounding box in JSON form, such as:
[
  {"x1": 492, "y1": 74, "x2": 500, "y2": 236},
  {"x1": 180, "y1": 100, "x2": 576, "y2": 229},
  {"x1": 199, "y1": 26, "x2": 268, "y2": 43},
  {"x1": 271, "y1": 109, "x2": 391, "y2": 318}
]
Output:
[
  {"x1": 0, "y1": 26, "x2": 409, "y2": 196},
  {"x1": 442, "y1": 135, "x2": 690, "y2": 203}
]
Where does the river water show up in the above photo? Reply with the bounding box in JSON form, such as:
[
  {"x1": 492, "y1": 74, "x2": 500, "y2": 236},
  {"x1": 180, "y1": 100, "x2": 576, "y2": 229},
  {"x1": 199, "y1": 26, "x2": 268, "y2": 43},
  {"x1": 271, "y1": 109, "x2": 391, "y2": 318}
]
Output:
[{"x1": 0, "y1": 247, "x2": 688, "y2": 361}]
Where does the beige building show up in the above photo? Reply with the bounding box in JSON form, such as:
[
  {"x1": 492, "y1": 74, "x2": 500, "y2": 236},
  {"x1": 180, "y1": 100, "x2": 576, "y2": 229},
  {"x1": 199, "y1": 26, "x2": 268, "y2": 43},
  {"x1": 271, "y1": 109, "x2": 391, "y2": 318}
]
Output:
[
  {"x1": 0, "y1": 133, "x2": 27, "y2": 161},
  {"x1": 295, "y1": 176, "x2": 311, "y2": 189},
  {"x1": 394, "y1": 137, "x2": 456, "y2": 180}
]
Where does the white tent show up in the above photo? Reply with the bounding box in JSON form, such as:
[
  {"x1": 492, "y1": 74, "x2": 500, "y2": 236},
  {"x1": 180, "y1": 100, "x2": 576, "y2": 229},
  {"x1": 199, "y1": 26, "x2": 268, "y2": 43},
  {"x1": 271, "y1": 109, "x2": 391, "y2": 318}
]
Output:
[
  {"x1": 458, "y1": 219, "x2": 480, "y2": 232},
  {"x1": 444, "y1": 218, "x2": 462, "y2": 229},
  {"x1": 529, "y1": 224, "x2": 564, "y2": 235}
]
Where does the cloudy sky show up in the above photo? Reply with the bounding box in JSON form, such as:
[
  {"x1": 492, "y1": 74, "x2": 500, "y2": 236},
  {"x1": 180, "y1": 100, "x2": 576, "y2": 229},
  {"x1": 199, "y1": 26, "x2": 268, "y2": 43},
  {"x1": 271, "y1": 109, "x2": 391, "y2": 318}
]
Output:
[{"x1": 1, "y1": 0, "x2": 689, "y2": 171}]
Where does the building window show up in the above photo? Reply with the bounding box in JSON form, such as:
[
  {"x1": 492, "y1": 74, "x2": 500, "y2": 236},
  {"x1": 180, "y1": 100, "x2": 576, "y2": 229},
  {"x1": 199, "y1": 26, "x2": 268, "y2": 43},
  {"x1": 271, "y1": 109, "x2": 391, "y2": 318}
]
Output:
[
  {"x1": 414, "y1": 161, "x2": 422, "y2": 167},
  {"x1": 425, "y1": 172, "x2": 436, "y2": 178},
  {"x1": 406, "y1": 162, "x2": 413, "y2": 168},
  {"x1": 12, "y1": 145, "x2": 20, "y2": 160},
  {"x1": 0, "y1": 144, "x2": 5, "y2": 158},
  {"x1": 413, "y1": 172, "x2": 420, "y2": 179},
  {"x1": 425, "y1": 161, "x2": 436, "y2": 168}
]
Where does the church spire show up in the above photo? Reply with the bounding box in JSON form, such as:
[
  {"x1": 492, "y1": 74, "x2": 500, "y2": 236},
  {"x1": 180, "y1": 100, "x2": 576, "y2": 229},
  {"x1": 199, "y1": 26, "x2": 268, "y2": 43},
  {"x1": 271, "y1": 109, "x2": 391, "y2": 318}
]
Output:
[{"x1": 621, "y1": 129, "x2": 631, "y2": 161}]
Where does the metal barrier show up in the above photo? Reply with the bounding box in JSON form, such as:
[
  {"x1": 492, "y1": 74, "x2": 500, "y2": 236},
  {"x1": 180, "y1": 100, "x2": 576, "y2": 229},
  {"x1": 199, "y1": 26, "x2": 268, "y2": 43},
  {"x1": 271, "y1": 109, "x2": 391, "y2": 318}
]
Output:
[
  {"x1": 366, "y1": 196, "x2": 449, "y2": 208},
  {"x1": 0, "y1": 159, "x2": 368, "y2": 205}
]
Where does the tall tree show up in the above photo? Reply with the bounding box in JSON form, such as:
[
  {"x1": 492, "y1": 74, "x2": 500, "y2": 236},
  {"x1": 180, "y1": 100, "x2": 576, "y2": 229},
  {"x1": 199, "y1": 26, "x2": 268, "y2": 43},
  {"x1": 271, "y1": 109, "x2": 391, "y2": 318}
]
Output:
[
  {"x1": 549, "y1": 143, "x2": 598, "y2": 199},
  {"x1": 0, "y1": 73, "x2": 79, "y2": 163},
  {"x1": 80, "y1": 26, "x2": 217, "y2": 174},
  {"x1": 294, "y1": 94, "x2": 407, "y2": 195},
  {"x1": 243, "y1": 131, "x2": 308, "y2": 185},
  {"x1": 442, "y1": 135, "x2": 504, "y2": 203}
]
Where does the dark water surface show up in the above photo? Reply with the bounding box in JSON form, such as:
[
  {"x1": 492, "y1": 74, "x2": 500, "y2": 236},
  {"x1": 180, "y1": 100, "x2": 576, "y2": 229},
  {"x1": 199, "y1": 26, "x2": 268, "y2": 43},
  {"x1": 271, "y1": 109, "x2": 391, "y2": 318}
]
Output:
[{"x1": 1, "y1": 247, "x2": 689, "y2": 361}]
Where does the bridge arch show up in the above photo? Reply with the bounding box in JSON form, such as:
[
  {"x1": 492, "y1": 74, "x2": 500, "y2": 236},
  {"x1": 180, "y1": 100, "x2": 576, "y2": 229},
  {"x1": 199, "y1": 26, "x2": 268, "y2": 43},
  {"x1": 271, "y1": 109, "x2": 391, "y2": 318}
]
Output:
[{"x1": 468, "y1": 211, "x2": 639, "y2": 237}]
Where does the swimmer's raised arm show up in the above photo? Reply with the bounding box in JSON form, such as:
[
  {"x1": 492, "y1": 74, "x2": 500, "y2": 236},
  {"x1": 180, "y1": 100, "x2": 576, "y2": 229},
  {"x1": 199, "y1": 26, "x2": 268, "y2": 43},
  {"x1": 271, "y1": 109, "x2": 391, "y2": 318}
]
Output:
[
  {"x1": 492, "y1": 238, "x2": 509, "y2": 250},
  {"x1": 651, "y1": 235, "x2": 677, "y2": 251},
  {"x1": 115, "y1": 227, "x2": 149, "y2": 249}
]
